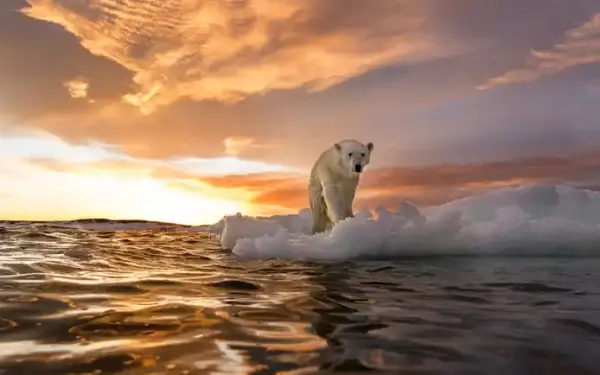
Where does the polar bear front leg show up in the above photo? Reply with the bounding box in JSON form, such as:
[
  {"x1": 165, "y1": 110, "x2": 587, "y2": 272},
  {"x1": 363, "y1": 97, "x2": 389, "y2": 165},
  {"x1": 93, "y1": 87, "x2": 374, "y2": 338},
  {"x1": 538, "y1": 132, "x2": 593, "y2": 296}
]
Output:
[
  {"x1": 322, "y1": 184, "x2": 347, "y2": 223},
  {"x1": 309, "y1": 191, "x2": 331, "y2": 234}
]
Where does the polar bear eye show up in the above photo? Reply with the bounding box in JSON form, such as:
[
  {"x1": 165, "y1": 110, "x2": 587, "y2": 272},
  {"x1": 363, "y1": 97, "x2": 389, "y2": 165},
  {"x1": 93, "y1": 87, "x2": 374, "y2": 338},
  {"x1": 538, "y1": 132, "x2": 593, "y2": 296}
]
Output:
[
  {"x1": 348, "y1": 152, "x2": 353, "y2": 157},
  {"x1": 360, "y1": 153, "x2": 365, "y2": 157}
]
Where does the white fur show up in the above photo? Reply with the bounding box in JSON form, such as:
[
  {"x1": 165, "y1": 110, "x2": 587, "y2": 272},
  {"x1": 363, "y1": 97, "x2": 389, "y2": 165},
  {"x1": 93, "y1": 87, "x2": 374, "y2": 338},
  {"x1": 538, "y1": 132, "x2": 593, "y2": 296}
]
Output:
[{"x1": 308, "y1": 139, "x2": 374, "y2": 234}]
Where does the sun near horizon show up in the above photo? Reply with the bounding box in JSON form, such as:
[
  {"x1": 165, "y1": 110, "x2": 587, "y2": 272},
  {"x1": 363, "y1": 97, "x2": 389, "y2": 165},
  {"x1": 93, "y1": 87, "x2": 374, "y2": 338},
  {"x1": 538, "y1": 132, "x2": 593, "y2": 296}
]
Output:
[{"x1": 0, "y1": 131, "x2": 294, "y2": 226}]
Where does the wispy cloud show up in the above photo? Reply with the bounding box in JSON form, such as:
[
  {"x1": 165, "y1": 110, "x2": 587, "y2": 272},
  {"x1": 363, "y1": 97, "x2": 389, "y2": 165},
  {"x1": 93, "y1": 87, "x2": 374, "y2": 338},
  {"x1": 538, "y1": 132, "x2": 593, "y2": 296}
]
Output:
[
  {"x1": 32, "y1": 152, "x2": 292, "y2": 178},
  {"x1": 223, "y1": 136, "x2": 278, "y2": 157},
  {"x1": 223, "y1": 137, "x2": 256, "y2": 156},
  {"x1": 22, "y1": 0, "x2": 465, "y2": 113},
  {"x1": 0, "y1": 128, "x2": 125, "y2": 163},
  {"x1": 169, "y1": 156, "x2": 290, "y2": 176},
  {"x1": 29, "y1": 150, "x2": 600, "y2": 214},
  {"x1": 201, "y1": 150, "x2": 600, "y2": 211},
  {"x1": 479, "y1": 13, "x2": 600, "y2": 90},
  {"x1": 63, "y1": 77, "x2": 89, "y2": 99}
]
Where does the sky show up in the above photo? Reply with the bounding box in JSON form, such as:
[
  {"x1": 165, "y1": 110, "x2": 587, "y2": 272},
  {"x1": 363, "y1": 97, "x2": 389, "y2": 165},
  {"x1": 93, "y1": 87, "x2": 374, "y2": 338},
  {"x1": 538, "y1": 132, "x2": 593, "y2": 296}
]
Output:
[{"x1": 1, "y1": 0, "x2": 600, "y2": 225}]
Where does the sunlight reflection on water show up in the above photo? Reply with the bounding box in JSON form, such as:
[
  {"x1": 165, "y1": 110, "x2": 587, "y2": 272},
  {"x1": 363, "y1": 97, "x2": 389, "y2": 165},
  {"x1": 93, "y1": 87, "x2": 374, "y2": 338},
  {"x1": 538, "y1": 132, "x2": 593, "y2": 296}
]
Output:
[{"x1": 0, "y1": 226, "x2": 599, "y2": 374}]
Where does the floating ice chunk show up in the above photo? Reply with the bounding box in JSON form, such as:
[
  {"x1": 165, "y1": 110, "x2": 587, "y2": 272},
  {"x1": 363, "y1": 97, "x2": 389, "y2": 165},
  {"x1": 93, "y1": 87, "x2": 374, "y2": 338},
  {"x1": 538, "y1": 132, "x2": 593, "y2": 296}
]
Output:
[{"x1": 213, "y1": 184, "x2": 600, "y2": 260}]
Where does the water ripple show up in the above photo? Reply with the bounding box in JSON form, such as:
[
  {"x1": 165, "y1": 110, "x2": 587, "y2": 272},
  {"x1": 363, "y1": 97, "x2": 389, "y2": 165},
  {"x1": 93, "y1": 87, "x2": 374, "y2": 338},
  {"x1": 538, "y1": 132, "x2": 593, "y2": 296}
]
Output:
[{"x1": 0, "y1": 227, "x2": 599, "y2": 374}]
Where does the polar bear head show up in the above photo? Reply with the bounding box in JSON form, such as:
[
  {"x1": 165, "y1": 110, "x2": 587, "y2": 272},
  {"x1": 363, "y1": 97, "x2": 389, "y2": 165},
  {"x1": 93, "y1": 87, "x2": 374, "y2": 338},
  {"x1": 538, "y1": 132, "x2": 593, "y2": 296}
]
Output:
[{"x1": 333, "y1": 139, "x2": 374, "y2": 176}]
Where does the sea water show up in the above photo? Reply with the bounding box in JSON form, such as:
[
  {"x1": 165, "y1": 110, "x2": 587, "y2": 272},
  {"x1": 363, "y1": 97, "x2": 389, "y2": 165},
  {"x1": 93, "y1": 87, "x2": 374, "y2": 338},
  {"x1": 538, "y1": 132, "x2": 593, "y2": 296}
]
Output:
[{"x1": 0, "y1": 183, "x2": 599, "y2": 374}]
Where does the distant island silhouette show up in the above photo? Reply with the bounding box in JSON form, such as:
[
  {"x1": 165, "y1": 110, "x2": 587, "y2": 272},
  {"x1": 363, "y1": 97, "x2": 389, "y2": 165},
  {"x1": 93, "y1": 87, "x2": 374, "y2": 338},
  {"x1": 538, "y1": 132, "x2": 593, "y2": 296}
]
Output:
[{"x1": 0, "y1": 218, "x2": 204, "y2": 228}]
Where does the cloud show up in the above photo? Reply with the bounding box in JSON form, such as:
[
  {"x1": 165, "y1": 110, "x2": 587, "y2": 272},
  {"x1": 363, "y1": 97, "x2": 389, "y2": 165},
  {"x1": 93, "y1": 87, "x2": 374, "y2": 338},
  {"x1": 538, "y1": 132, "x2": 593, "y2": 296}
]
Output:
[
  {"x1": 169, "y1": 156, "x2": 291, "y2": 176},
  {"x1": 0, "y1": 127, "x2": 126, "y2": 163},
  {"x1": 479, "y1": 13, "x2": 600, "y2": 90},
  {"x1": 200, "y1": 150, "x2": 600, "y2": 211},
  {"x1": 33, "y1": 153, "x2": 292, "y2": 179},
  {"x1": 63, "y1": 77, "x2": 89, "y2": 99},
  {"x1": 38, "y1": 149, "x2": 600, "y2": 214},
  {"x1": 6, "y1": 0, "x2": 600, "y2": 173},
  {"x1": 0, "y1": 158, "x2": 244, "y2": 224},
  {"x1": 28, "y1": 157, "x2": 298, "y2": 216},
  {"x1": 21, "y1": 0, "x2": 465, "y2": 113},
  {"x1": 224, "y1": 137, "x2": 255, "y2": 156},
  {"x1": 222, "y1": 136, "x2": 279, "y2": 158}
]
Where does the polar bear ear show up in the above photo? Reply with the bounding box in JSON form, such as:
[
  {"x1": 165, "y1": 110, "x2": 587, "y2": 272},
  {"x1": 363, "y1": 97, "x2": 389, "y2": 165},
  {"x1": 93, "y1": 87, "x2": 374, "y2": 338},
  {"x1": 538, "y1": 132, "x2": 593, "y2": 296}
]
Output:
[
  {"x1": 334, "y1": 143, "x2": 342, "y2": 152},
  {"x1": 366, "y1": 142, "x2": 374, "y2": 152}
]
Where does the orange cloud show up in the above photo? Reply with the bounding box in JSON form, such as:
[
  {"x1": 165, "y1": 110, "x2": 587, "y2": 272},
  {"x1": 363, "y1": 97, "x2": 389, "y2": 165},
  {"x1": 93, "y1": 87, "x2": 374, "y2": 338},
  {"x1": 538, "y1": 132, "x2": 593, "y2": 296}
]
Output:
[
  {"x1": 22, "y1": 0, "x2": 465, "y2": 113},
  {"x1": 478, "y1": 13, "x2": 600, "y2": 90},
  {"x1": 224, "y1": 137, "x2": 256, "y2": 156},
  {"x1": 211, "y1": 150, "x2": 600, "y2": 211},
  {"x1": 0, "y1": 157, "x2": 245, "y2": 224},
  {"x1": 31, "y1": 150, "x2": 600, "y2": 215},
  {"x1": 63, "y1": 77, "x2": 89, "y2": 99}
]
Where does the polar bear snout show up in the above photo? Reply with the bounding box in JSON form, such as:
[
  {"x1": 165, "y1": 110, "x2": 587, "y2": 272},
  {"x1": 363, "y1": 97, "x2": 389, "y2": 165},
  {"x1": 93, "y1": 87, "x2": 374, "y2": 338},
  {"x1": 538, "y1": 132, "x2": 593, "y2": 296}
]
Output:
[{"x1": 354, "y1": 164, "x2": 363, "y2": 173}]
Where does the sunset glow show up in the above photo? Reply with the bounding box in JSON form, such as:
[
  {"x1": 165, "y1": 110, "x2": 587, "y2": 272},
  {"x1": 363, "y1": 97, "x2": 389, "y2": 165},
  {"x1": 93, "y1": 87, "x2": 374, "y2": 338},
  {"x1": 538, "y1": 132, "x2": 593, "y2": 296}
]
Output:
[{"x1": 1, "y1": 0, "x2": 599, "y2": 224}]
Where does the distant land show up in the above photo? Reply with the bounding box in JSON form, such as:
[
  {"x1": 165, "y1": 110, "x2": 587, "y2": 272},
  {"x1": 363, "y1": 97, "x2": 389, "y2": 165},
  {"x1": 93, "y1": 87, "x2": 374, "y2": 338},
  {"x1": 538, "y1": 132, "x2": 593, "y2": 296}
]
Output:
[
  {"x1": 0, "y1": 218, "x2": 219, "y2": 233},
  {"x1": 0, "y1": 218, "x2": 193, "y2": 226},
  {"x1": 0, "y1": 210, "x2": 307, "y2": 231}
]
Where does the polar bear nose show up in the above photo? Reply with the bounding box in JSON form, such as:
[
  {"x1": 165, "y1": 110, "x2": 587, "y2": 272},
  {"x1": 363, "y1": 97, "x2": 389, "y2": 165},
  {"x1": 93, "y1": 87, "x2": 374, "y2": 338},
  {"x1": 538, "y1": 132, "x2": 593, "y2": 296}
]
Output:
[{"x1": 354, "y1": 164, "x2": 362, "y2": 173}]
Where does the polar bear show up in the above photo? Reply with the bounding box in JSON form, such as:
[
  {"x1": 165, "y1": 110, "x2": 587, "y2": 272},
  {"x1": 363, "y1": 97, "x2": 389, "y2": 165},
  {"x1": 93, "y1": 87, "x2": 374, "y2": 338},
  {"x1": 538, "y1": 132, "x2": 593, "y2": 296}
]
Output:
[{"x1": 308, "y1": 139, "x2": 374, "y2": 234}]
